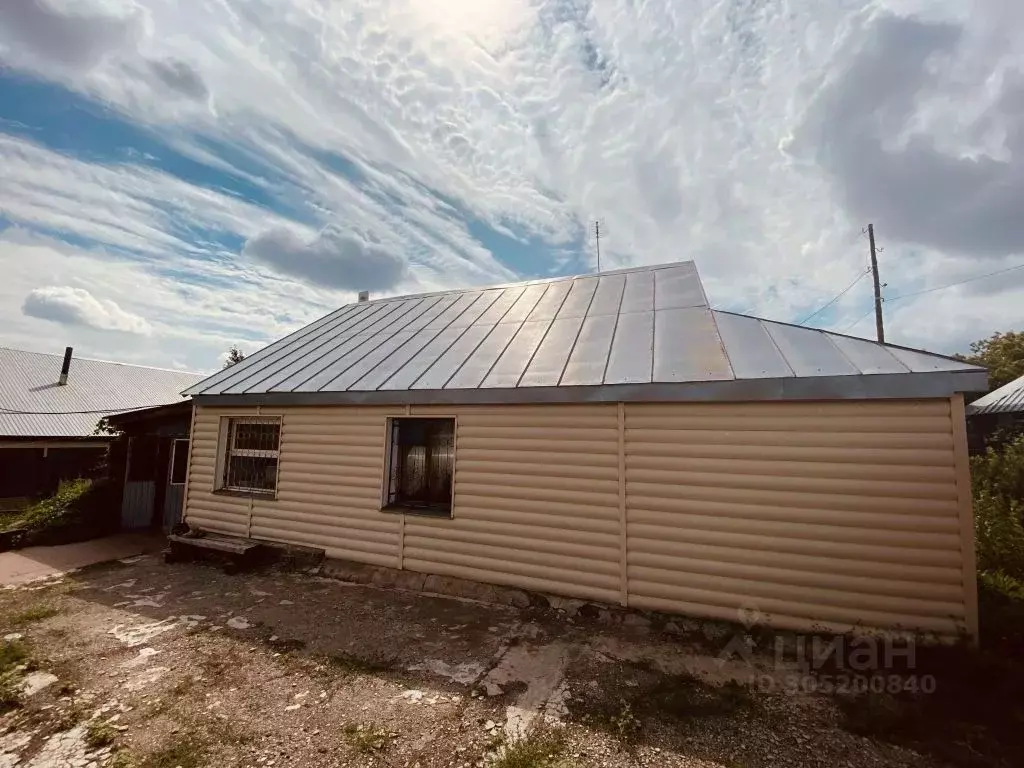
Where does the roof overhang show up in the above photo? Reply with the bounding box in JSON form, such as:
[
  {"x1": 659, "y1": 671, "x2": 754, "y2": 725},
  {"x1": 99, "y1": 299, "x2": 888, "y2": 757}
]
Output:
[{"x1": 192, "y1": 369, "x2": 988, "y2": 409}]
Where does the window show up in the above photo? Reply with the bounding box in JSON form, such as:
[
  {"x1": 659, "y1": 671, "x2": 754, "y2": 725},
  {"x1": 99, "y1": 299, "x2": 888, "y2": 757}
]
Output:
[
  {"x1": 169, "y1": 439, "x2": 189, "y2": 485},
  {"x1": 383, "y1": 417, "x2": 454, "y2": 516},
  {"x1": 218, "y1": 417, "x2": 281, "y2": 494}
]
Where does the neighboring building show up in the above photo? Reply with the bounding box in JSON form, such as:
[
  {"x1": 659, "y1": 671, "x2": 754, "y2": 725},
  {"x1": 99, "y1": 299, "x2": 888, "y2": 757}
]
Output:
[
  {"x1": 180, "y1": 262, "x2": 987, "y2": 638},
  {"x1": 966, "y1": 373, "x2": 1024, "y2": 451},
  {"x1": 0, "y1": 346, "x2": 203, "y2": 507},
  {"x1": 104, "y1": 402, "x2": 194, "y2": 533}
]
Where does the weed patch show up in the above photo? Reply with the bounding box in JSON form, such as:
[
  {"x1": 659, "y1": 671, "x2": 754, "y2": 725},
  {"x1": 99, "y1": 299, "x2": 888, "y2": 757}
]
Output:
[
  {"x1": 85, "y1": 721, "x2": 118, "y2": 749},
  {"x1": 139, "y1": 737, "x2": 208, "y2": 768},
  {"x1": 490, "y1": 728, "x2": 567, "y2": 768},
  {"x1": 12, "y1": 605, "x2": 59, "y2": 625},
  {"x1": 342, "y1": 722, "x2": 393, "y2": 753}
]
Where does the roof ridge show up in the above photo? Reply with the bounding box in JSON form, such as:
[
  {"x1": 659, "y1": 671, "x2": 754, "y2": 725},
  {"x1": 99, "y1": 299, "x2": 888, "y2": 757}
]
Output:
[
  {"x1": 0, "y1": 346, "x2": 204, "y2": 377},
  {"x1": 356, "y1": 260, "x2": 698, "y2": 306}
]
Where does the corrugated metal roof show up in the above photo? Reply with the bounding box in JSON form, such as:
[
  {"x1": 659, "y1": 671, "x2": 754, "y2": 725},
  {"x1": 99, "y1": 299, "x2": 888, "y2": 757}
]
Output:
[
  {"x1": 0, "y1": 347, "x2": 203, "y2": 438},
  {"x1": 184, "y1": 262, "x2": 986, "y2": 403},
  {"x1": 967, "y1": 374, "x2": 1024, "y2": 415}
]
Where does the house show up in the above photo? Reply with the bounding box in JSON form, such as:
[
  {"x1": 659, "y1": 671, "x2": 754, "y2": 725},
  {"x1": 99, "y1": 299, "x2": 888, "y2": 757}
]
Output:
[
  {"x1": 179, "y1": 262, "x2": 987, "y2": 638},
  {"x1": 966, "y1": 373, "x2": 1024, "y2": 451},
  {"x1": 0, "y1": 346, "x2": 203, "y2": 508},
  {"x1": 103, "y1": 401, "x2": 195, "y2": 533}
]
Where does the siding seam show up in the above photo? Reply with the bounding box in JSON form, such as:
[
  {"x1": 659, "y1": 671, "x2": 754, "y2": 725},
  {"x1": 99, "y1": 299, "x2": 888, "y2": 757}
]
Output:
[
  {"x1": 618, "y1": 401, "x2": 627, "y2": 606},
  {"x1": 950, "y1": 394, "x2": 979, "y2": 641}
]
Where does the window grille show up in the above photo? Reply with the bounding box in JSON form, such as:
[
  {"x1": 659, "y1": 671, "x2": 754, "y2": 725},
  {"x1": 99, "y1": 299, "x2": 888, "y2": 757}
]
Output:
[
  {"x1": 384, "y1": 418, "x2": 454, "y2": 516},
  {"x1": 220, "y1": 417, "x2": 280, "y2": 494}
]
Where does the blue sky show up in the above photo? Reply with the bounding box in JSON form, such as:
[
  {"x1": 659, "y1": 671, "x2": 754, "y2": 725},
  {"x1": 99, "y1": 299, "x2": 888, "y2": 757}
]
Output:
[{"x1": 1, "y1": 0, "x2": 1022, "y2": 371}]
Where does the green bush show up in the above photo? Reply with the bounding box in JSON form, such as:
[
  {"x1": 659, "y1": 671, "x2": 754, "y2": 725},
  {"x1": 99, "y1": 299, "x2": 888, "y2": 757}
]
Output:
[
  {"x1": 971, "y1": 436, "x2": 1024, "y2": 580},
  {"x1": 3, "y1": 478, "x2": 117, "y2": 545}
]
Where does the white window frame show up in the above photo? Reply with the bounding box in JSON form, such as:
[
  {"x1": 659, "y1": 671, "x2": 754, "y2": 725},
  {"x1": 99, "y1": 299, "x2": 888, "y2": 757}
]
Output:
[
  {"x1": 216, "y1": 416, "x2": 282, "y2": 495},
  {"x1": 169, "y1": 438, "x2": 190, "y2": 486}
]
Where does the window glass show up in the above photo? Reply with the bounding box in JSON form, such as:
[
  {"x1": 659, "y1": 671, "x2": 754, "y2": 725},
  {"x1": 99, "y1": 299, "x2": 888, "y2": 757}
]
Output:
[
  {"x1": 170, "y1": 439, "x2": 189, "y2": 485},
  {"x1": 384, "y1": 418, "x2": 454, "y2": 515}
]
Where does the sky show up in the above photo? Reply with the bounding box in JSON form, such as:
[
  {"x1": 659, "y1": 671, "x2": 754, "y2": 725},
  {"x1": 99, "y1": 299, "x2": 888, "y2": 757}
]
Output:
[{"x1": 0, "y1": 0, "x2": 1022, "y2": 373}]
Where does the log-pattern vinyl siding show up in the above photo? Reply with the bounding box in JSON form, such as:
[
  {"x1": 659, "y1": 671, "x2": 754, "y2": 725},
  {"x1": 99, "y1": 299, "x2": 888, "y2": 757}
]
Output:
[
  {"x1": 625, "y1": 400, "x2": 966, "y2": 635},
  {"x1": 184, "y1": 399, "x2": 973, "y2": 636},
  {"x1": 404, "y1": 405, "x2": 621, "y2": 603},
  {"x1": 186, "y1": 406, "x2": 402, "y2": 565}
]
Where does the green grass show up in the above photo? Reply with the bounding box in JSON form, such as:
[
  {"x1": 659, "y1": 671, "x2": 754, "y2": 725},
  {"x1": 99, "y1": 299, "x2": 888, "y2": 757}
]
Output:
[
  {"x1": 85, "y1": 721, "x2": 118, "y2": 749},
  {"x1": 0, "y1": 640, "x2": 29, "y2": 675},
  {"x1": 342, "y1": 723, "x2": 393, "y2": 753},
  {"x1": 12, "y1": 605, "x2": 59, "y2": 625},
  {"x1": 490, "y1": 728, "x2": 568, "y2": 768},
  {"x1": 0, "y1": 639, "x2": 30, "y2": 712},
  {"x1": 138, "y1": 738, "x2": 207, "y2": 768},
  {"x1": 5, "y1": 479, "x2": 92, "y2": 532},
  {"x1": 0, "y1": 675, "x2": 22, "y2": 712}
]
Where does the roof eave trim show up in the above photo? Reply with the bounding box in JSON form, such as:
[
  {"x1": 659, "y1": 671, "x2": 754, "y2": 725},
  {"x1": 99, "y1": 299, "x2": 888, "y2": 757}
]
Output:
[{"x1": 190, "y1": 370, "x2": 988, "y2": 409}]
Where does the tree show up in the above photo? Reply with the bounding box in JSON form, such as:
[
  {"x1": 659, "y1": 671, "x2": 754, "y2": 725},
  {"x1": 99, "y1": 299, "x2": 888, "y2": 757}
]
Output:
[
  {"x1": 224, "y1": 346, "x2": 246, "y2": 369},
  {"x1": 955, "y1": 332, "x2": 1024, "y2": 391}
]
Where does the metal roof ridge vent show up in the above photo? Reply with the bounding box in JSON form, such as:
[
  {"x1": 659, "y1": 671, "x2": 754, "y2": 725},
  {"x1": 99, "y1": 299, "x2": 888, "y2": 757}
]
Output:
[
  {"x1": 358, "y1": 290, "x2": 370, "y2": 302},
  {"x1": 58, "y1": 346, "x2": 73, "y2": 386}
]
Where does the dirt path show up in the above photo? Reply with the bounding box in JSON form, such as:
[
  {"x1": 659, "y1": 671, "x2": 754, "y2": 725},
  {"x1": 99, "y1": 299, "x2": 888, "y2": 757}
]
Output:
[{"x1": 0, "y1": 556, "x2": 943, "y2": 767}]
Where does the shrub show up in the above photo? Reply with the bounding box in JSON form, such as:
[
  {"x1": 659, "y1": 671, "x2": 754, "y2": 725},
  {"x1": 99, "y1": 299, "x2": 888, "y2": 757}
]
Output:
[
  {"x1": 5, "y1": 478, "x2": 117, "y2": 545},
  {"x1": 971, "y1": 437, "x2": 1024, "y2": 580}
]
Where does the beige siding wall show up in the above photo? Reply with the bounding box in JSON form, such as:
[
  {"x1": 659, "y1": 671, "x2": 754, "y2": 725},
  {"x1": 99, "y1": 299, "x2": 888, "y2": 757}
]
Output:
[
  {"x1": 184, "y1": 398, "x2": 974, "y2": 636},
  {"x1": 624, "y1": 400, "x2": 966, "y2": 635}
]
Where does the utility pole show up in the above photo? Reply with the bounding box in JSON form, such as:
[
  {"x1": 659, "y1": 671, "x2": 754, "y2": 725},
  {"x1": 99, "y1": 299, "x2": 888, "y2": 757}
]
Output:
[
  {"x1": 868, "y1": 223, "x2": 884, "y2": 343},
  {"x1": 594, "y1": 220, "x2": 602, "y2": 273}
]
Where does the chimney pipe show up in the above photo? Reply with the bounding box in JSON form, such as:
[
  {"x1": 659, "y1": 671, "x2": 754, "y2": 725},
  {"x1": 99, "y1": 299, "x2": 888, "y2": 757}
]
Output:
[
  {"x1": 358, "y1": 291, "x2": 370, "y2": 302},
  {"x1": 58, "y1": 346, "x2": 72, "y2": 386}
]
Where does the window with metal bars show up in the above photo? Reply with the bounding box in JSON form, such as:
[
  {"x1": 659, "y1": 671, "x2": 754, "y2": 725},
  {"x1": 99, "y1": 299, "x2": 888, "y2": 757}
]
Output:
[
  {"x1": 383, "y1": 417, "x2": 454, "y2": 516},
  {"x1": 219, "y1": 417, "x2": 281, "y2": 494}
]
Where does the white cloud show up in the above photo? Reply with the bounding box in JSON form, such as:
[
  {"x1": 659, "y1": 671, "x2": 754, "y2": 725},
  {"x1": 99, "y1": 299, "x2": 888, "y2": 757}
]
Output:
[
  {"x1": 0, "y1": 0, "x2": 1023, "y2": 364},
  {"x1": 23, "y1": 285, "x2": 153, "y2": 335}
]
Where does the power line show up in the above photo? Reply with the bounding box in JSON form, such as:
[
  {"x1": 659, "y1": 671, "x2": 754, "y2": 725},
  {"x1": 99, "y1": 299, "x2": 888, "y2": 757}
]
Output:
[
  {"x1": 886, "y1": 261, "x2": 1024, "y2": 302},
  {"x1": 0, "y1": 403, "x2": 166, "y2": 416},
  {"x1": 797, "y1": 269, "x2": 870, "y2": 326},
  {"x1": 840, "y1": 306, "x2": 877, "y2": 334}
]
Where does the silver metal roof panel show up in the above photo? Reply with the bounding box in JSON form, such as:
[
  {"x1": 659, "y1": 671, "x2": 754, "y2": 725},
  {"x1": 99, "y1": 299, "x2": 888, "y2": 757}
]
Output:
[
  {"x1": 588, "y1": 273, "x2": 626, "y2": 316},
  {"x1": 445, "y1": 322, "x2": 521, "y2": 389},
  {"x1": 555, "y1": 277, "x2": 598, "y2": 319},
  {"x1": 482, "y1": 320, "x2": 551, "y2": 388},
  {"x1": 1, "y1": 347, "x2": 202, "y2": 438},
  {"x1": 377, "y1": 324, "x2": 471, "y2": 391},
  {"x1": 654, "y1": 307, "x2": 733, "y2": 382},
  {"x1": 560, "y1": 314, "x2": 617, "y2": 386},
  {"x1": 886, "y1": 346, "x2": 975, "y2": 373},
  {"x1": 762, "y1": 320, "x2": 860, "y2": 377},
  {"x1": 827, "y1": 334, "x2": 910, "y2": 375},
  {"x1": 605, "y1": 311, "x2": 654, "y2": 385},
  {"x1": 519, "y1": 315, "x2": 585, "y2": 387},
  {"x1": 654, "y1": 263, "x2": 707, "y2": 310},
  {"x1": 411, "y1": 324, "x2": 493, "y2": 390},
  {"x1": 968, "y1": 374, "x2": 1024, "y2": 415},
  {"x1": 182, "y1": 261, "x2": 986, "y2": 403},
  {"x1": 620, "y1": 269, "x2": 654, "y2": 313},
  {"x1": 711, "y1": 311, "x2": 794, "y2": 379},
  {"x1": 475, "y1": 287, "x2": 525, "y2": 325},
  {"x1": 526, "y1": 280, "x2": 572, "y2": 321}
]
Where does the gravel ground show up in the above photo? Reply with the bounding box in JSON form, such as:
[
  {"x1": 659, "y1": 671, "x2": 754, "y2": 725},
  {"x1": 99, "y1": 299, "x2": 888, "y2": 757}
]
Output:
[{"x1": 0, "y1": 555, "x2": 943, "y2": 768}]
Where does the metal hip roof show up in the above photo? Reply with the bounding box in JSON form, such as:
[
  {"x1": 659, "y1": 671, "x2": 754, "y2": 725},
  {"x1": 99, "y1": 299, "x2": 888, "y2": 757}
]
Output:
[{"x1": 183, "y1": 261, "x2": 986, "y2": 404}]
